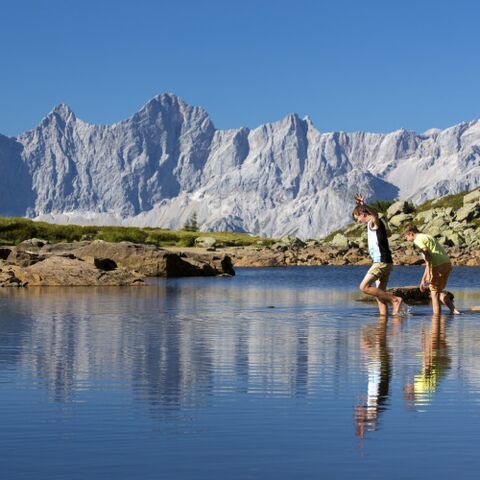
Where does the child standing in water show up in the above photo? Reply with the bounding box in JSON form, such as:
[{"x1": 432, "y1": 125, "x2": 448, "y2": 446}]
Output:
[
  {"x1": 402, "y1": 224, "x2": 460, "y2": 315},
  {"x1": 352, "y1": 195, "x2": 403, "y2": 316}
]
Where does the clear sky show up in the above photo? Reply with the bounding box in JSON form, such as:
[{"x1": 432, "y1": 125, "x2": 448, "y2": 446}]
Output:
[{"x1": 1, "y1": 0, "x2": 480, "y2": 136}]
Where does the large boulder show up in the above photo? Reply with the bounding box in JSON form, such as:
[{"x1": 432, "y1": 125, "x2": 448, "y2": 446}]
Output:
[
  {"x1": 73, "y1": 240, "x2": 234, "y2": 277},
  {"x1": 14, "y1": 238, "x2": 49, "y2": 252},
  {"x1": 387, "y1": 201, "x2": 411, "y2": 218},
  {"x1": 278, "y1": 236, "x2": 307, "y2": 249},
  {"x1": 6, "y1": 249, "x2": 46, "y2": 267},
  {"x1": 27, "y1": 256, "x2": 143, "y2": 286},
  {"x1": 0, "y1": 263, "x2": 28, "y2": 287},
  {"x1": 330, "y1": 233, "x2": 350, "y2": 248},
  {"x1": 231, "y1": 249, "x2": 285, "y2": 267},
  {"x1": 1, "y1": 256, "x2": 143, "y2": 287},
  {"x1": 416, "y1": 209, "x2": 435, "y2": 223},
  {"x1": 424, "y1": 225, "x2": 444, "y2": 237},
  {"x1": 443, "y1": 232, "x2": 465, "y2": 246},
  {"x1": 456, "y1": 202, "x2": 480, "y2": 222},
  {"x1": 194, "y1": 236, "x2": 217, "y2": 248},
  {"x1": 463, "y1": 189, "x2": 480, "y2": 204},
  {"x1": 388, "y1": 213, "x2": 413, "y2": 227}
]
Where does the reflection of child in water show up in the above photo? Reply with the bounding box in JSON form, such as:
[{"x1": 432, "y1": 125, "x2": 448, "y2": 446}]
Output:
[
  {"x1": 404, "y1": 315, "x2": 451, "y2": 406},
  {"x1": 355, "y1": 317, "x2": 391, "y2": 438}
]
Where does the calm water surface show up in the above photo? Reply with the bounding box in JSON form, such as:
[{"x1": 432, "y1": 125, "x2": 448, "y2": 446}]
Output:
[{"x1": 1, "y1": 266, "x2": 480, "y2": 479}]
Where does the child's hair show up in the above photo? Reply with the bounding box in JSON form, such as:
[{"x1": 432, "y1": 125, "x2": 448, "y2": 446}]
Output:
[
  {"x1": 402, "y1": 223, "x2": 419, "y2": 235},
  {"x1": 352, "y1": 204, "x2": 377, "y2": 219}
]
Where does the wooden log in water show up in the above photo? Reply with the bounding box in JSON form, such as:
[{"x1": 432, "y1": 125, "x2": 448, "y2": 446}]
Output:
[{"x1": 358, "y1": 286, "x2": 454, "y2": 305}]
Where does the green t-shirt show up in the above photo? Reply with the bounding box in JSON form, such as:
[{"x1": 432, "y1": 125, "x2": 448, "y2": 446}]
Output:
[{"x1": 414, "y1": 233, "x2": 450, "y2": 267}]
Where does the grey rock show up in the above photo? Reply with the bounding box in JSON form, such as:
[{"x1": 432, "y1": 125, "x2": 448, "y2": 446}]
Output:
[
  {"x1": 388, "y1": 213, "x2": 413, "y2": 227},
  {"x1": 16, "y1": 238, "x2": 49, "y2": 252},
  {"x1": 279, "y1": 236, "x2": 306, "y2": 249},
  {"x1": 463, "y1": 189, "x2": 480, "y2": 204},
  {"x1": 194, "y1": 236, "x2": 217, "y2": 248},
  {"x1": 444, "y1": 232, "x2": 464, "y2": 246},
  {"x1": 7, "y1": 249, "x2": 46, "y2": 267},
  {"x1": 416, "y1": 209, "x2": 438, "y2": 224},
  {"x1": 424, "y1": 225, "x2": 444, "y2": 237},
  {"x1": 386, "y1": 201, "x2": 409, "y2": 218},
  {"x1": 330, "y1": 233, "x2": 350, "y2": 248},
  {"x1": 456, "y1": 202, "x2": 480, "y2": 222}
]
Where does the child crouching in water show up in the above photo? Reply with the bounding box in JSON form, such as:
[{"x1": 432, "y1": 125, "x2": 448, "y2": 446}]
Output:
[
  {"x1": 352, "y1": 195, "x2": 404, "y2": 316},
  {"x1": 403, "y1": 224, "x2": 460, "y2": 315}
]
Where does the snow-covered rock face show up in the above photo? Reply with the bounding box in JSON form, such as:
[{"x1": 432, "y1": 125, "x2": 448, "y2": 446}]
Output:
[{"x1": 1, "y1": 93, "x2": 479, "y2": 238}]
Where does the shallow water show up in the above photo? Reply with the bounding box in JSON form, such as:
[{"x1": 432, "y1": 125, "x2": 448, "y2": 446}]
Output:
[{"x1": 1, "y1": 266, "x2": 480, "y2": 479}]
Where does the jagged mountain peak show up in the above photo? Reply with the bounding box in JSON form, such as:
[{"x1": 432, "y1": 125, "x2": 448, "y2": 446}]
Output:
[
  {"x1": 48, "y1": 102, "x2": 76, "y2": 120},
  {"x1": 131, "y1": 93, "x2": 214, "y2": 130},
  {"x1": 2, "y1": 94, "x2": 480, "y2": 238}
]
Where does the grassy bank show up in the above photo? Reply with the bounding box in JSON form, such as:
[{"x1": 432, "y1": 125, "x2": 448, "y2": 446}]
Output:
[{"x1": 0, "y1": 217, "x2": 274, "y2": 248}]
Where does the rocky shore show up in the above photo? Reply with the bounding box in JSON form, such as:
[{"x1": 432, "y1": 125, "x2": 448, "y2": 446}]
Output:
[
  {"x1": 219, "y1": 188, "x2": 480, "y2": 267},
  {"x1": 1, "y1": 189, "x2": 479, "y2": 286},
  {"x1": 0, "y1": 239, "x2": 234, "y2": 287}
]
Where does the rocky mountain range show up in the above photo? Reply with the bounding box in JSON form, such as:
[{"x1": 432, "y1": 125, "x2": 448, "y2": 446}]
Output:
[{"x1": 1, "y1": 93, "x2": 479, "y2": 238}]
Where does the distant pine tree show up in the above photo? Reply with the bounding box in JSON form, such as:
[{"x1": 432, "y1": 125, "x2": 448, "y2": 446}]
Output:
[
  {"x1": 183, "y1": 212, "x2": 199, "y2": 232},
  {"x1": 190, "y1": 212, "x2": 198, "y2": 231}
]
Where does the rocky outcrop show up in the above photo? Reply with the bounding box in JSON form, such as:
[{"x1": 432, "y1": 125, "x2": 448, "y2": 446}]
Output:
[
  {"x1": 226, "y1": 238, "x2": 480, "y2": 268},
  {"x1": 72, "y1": 240, "x2": 234, "y2": 277},
  {"x1": 0, "y1": 256, "x2": 143, "y2": 287},
  {"x1": 0, "y1": 239, "x2": 235, "y2": 287}
]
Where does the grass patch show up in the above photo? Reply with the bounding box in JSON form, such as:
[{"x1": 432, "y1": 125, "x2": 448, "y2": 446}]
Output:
[
  {"x1": 416, "y1": 191, "x2": 465, "y2": 212},
  {"x1": 0, "y1": 217, "x2": 274, "y2": 247}
]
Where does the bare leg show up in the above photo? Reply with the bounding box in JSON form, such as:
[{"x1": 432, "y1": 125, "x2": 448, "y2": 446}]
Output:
[
  {"x1": 431, "y1": 290, "x2": 441, "y2": 316},
  {"x1": 440, "y1": 291, "x2": 460, "y2": 314},
  {"x1": 375, "y1": 279, "x2": 388, "y2": 316},
  {"x1": 360, "y1": 274, "x2": 403, "y2": 314}
]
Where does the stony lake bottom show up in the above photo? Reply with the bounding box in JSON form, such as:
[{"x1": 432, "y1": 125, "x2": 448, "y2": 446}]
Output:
[{"x1": 1, "y1": 265, "x2": 480, "y2": 480}]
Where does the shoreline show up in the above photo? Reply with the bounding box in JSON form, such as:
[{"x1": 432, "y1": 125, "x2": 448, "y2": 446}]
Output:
[{"x1": 164, "y1": 245, "x2": 480, "y2": 268}]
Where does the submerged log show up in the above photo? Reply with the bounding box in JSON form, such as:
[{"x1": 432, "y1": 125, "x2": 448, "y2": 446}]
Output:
[{"x1": 358, "y1": 286, "x2": 454, "y2": 305}]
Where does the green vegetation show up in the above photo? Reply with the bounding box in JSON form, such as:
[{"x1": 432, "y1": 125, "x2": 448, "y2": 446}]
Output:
[
  {"x1": 183, "y1": 212, "x2": 199, "y2": 232},
  {"x1": 415, "y1": 191, "x2": 465, "y2": 212},
  {"x1": 369, "y1": 199, "x2": 394, "y2": 213},
  {"x1": 0, "y1": 217, "x2": 274, "y2": 248}
]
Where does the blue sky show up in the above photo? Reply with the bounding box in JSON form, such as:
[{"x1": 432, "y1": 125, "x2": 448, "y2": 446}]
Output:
[{"x1": 1, "y1": 0, "x2": 479, "y2": 136}]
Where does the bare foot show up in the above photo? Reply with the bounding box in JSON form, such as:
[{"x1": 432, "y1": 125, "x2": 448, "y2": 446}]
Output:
[
  {"x1": 392, "y1": 296, "x2": 404, "y2": 315},
  {"x1": 452, "y1": 309, "x2": 461, "y2": 315}
]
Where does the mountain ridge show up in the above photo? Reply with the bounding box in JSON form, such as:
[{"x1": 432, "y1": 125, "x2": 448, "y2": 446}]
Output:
[{"x1": 1, "y1": 93, "x2": 479, "y2": 238}]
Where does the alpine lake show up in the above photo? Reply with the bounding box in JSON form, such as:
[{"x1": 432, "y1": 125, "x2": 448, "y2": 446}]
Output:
[{"x1": 1, "y1": 265, "x2": 480, "y2": 480}]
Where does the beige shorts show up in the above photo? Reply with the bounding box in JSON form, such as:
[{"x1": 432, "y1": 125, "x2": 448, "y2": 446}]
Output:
[{"x1": 367, "y1": 262, "x2": 393, "y2": 283}]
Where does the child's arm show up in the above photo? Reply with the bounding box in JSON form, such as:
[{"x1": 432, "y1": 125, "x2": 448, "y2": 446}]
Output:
[
  {"x1": 354, "y1": 194, "x2": 381, "y2": 228},
  {"x1": 365, "y1": 206, "x2": 381, "y2": 229},
  {"x1": 419, "y1": 250, "x2": 432, "y2": 292}
]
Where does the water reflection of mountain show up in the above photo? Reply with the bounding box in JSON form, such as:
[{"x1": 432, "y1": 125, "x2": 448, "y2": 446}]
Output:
[
  {"x1": 1, "y1": 285, "x2": 480, "y2": 419},
  {"x1": 0, "y1": 286, "x2": 359, "y2": 407}
]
